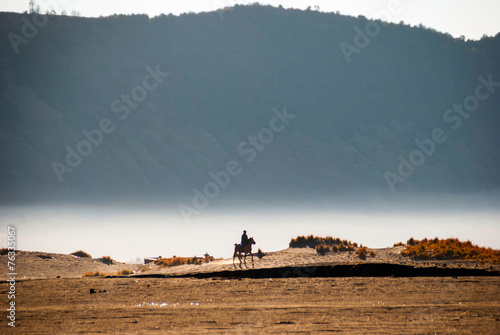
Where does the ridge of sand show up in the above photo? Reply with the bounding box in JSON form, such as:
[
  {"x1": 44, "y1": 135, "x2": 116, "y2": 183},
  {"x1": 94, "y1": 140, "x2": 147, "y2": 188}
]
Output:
[{"x1": 1, "y1": 247, "x2": 498, "y2": 280}]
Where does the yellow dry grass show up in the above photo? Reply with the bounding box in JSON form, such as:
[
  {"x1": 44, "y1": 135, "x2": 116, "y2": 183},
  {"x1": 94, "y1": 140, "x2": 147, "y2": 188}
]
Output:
[
  {"x1": 153, "y1": 255, "x2": 215, "y2": 268},
  {"x1": 401, "y1": 238, "x2": 500, "y2": 262}
]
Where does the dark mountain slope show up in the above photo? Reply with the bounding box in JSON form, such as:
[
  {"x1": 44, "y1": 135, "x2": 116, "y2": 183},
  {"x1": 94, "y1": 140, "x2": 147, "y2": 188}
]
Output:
[{"x1": 0, "y1": 5, "x2": 499, "y2": 207}]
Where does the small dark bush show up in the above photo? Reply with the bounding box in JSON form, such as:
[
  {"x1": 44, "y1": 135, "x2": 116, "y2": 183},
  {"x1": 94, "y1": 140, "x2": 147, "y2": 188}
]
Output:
[
  {"x1": 257, "y1": 248, "x2": 265, "y2": 259},
  {"x1": 71, "y1": 250, "x2": 92, "y2": 258},
  {"x1": 338, "y1": 243, "x2": 348, "y2": 251},
  {"x1": 407, "y1": 238, "x2": 416, "y2": 246},
  {"x1": 315, "y1": 244, "x2": 331, "y2": 255},
  {"x1": 99, "y1": 256, "x2": 115, "y2": 265},
  {"x1": 356, "y1": 246, "x2": 369, "y2": 260},
  {"x1": 83, "y1": 271, "x2": 105, "y2": 277},
  {"x1": 204, "y1": 253, "x2": 215, "y2": 263},
  {"x1": 115, "y1": 269, "x2": 134, "y2": 275}
]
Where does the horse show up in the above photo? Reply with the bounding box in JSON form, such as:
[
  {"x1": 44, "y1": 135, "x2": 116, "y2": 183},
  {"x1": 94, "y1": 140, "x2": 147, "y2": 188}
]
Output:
[{"x1": 233, "y1": 237, "x2": 256, "y2": 269}]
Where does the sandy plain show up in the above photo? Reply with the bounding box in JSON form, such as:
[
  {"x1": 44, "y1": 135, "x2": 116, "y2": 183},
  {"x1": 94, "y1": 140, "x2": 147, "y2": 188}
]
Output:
[{"x1": 1, "y1": 247, "x2": 499, "y2": 334}]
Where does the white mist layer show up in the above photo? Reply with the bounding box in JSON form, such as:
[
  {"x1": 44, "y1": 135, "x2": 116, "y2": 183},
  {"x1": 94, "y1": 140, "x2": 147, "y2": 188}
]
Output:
[{"x1": 1, "y1": 206, "x2": 499, "y2": 263}]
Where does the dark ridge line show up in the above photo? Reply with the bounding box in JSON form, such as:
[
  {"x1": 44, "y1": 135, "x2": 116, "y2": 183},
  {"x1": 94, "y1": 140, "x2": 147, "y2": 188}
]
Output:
[{"x1": 108, "y1": 263, "x2": 499, "y2": 279}]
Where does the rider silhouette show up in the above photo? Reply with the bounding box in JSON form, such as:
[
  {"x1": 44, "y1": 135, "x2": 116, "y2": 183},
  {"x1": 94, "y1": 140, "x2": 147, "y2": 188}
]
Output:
[{"x1": 241, "y1": 230, "x2": 248, "y2": 248}]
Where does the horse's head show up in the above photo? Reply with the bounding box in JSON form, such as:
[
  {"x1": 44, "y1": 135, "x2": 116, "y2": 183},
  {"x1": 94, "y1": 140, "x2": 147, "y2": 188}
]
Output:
[{"x1": 249, "y1": 237, "x2": 256, "y2": 244}]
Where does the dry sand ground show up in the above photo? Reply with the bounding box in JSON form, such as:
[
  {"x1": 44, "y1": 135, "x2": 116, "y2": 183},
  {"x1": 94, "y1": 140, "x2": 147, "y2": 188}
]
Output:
[{"x1": 1, "y1": 248, "x2": 499, "y2": 333}]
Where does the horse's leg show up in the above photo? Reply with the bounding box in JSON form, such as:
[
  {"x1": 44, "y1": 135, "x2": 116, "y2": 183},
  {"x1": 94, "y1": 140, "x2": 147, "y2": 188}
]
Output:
[
  {"x1": 233, "y1": 250, "x2": 237, "y2": 269},
  {"x1": 251, "y1": 252, "x2": 254, "y2": 268},
  {"x1": 244, "y1": 252, "x2": 248, "y2": 268}
]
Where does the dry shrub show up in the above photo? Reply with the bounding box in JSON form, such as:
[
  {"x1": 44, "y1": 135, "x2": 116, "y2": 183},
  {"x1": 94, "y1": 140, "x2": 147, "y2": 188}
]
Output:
[
  {"x1": 115, "y1": 269, "x2": 134, "y2": 276},
  {"x1": 394, "y1": 242, "x2": 404, "y2": 247},
  {"x1": 153, "y1": 255, "x2": 215, "y2": 268},
  {"x1": 83, "y1": 271, "x2": 105, "y2": 277},
  {"x1": 0, "y1": 248, "x2": 9, "y2": 255},
  {"x1": 257, "y1": 248, "x2": 265, "y2": 259},
  {"x1": 401, "y1": 237, "x2": 500, "y2": 262},
  {"x1": 204, "y1": 253, "x2": 215, "y2": 263},
  {"x1": 356, "y1": 246, "x2": 369, "y2": 260},
  {"x1": 99, "y1": 256, "x2": 114, "y2": 265},
  {"x1": 315, "y1": 244, "x2": 331, "y2": 255},
  {"x1": 290, "y1": 235, "x2": 358, "y2": 249},
  {"x1": 71, "y1": 250, "x2": 92, "y2": 258},
  {"x1": 289, "y1": 235, "x2": 320, "y2": 248}
]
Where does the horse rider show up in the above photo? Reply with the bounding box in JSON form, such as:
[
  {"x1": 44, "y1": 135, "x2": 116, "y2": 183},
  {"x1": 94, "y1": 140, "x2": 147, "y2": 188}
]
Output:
[{"x1": 241, "y1": 230, "x2": 248, "y2": 248}]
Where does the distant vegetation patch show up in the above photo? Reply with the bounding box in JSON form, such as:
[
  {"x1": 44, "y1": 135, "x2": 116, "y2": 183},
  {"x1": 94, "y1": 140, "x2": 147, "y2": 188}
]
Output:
[
  {"x1": 98, "y1": 256, "x2": 115, "y2": 265},
  {"x1": 83, "y1": 269, "x2": 136, "y2": 277},
  {"x1": 355, "y1": 246, "x2": 375, "y2": 259},
  {"x1": 83, "y1": 271, "x2": 105, "y2": 277},
  {"x1": 71, "y1": 250, "x2": 92, "y2": 258},
  {"x1": 314, "y1": 244, "x2": 331, "y2": 255},
  {"x1": 290, "y1": 235, "x2": 373, "y2": 257},
  {"x1": 401, "y1": 238, "x2": 500, "y2": 262},
  {"x1": 114, "y1": 269, "x2": 134, "y2": 276},
  {"x1": 290, "y1": 235, "x2": 358, "y2": 249},
  {"x1": 0, "y1": 248, "x2": 8, "y2": 255},
  {"x1": 153, "y1": 254, "x2": 215, "y2": 268}
]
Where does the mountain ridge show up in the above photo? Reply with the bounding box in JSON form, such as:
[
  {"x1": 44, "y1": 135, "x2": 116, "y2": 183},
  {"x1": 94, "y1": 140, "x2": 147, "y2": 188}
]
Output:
[{"x1": 1, "y1": 5, "x2": 499, "y2": 207}]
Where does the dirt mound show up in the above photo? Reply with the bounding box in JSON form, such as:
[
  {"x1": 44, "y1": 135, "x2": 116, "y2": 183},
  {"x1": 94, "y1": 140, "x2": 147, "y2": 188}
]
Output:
[{"x1": 0, "y1": 251, "x2": 147, "y2": 279}]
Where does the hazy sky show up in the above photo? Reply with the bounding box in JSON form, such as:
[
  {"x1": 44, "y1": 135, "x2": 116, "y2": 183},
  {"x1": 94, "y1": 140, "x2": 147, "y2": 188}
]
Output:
[
  {"x1": 1, "y1": 206, "x2": 499, "y2": 262},
  {"x1": 1, "y1": 0, "x2": 500, "y2": 40}
]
